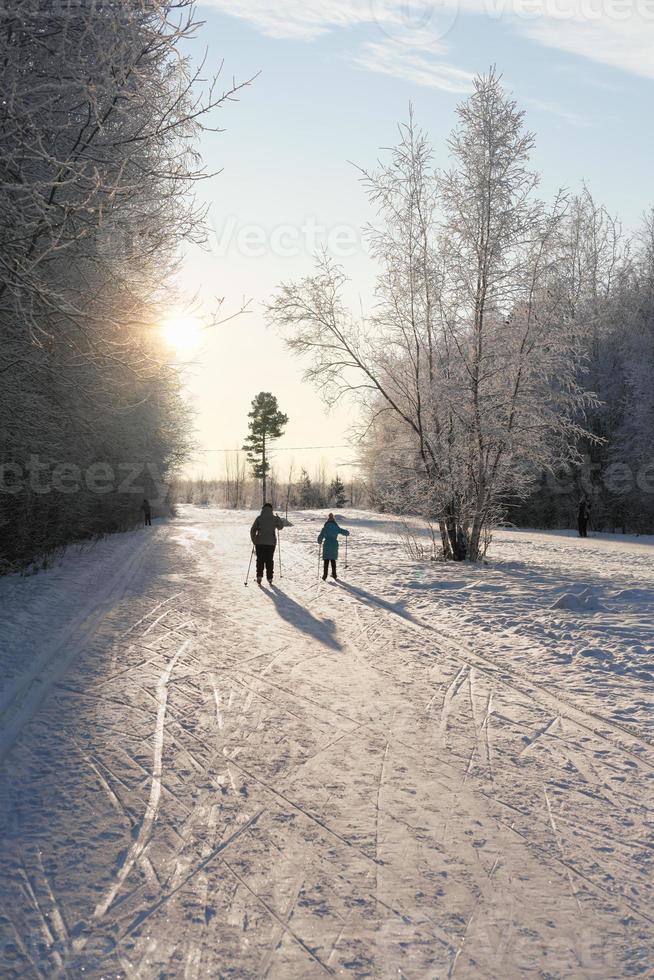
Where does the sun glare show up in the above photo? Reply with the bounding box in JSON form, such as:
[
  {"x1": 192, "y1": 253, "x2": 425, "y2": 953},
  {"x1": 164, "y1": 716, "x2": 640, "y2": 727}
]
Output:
[{"x1": 160, "y1": 314, "x2": 204, "y2": 354}]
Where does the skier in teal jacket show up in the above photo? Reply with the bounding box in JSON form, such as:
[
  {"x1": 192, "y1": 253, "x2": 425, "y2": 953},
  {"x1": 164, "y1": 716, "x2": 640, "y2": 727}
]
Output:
[{"x1": 318, "y1": 513, "x2": 350, "y2": 580}]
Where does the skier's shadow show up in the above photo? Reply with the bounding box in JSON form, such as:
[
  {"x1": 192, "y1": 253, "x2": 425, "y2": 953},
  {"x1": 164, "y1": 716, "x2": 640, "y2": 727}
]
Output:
[
  {"x1": 264, "y1": 586, "x2": 342, "y2": 651},
  {"x1": 337, "y1": 581, "x2": 421, "y2": 626}
]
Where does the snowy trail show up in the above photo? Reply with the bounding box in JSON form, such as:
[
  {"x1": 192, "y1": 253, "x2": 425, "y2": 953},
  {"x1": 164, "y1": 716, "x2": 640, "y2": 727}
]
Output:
[{"x1": 0, "y1": 508, "x2": 652, "y2": 977}]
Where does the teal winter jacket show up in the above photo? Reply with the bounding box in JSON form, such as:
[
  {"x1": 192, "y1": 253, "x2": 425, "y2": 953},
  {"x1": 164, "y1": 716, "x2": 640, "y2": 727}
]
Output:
[{"x1": 318, "y1": 520, "x2": 349, "y2": 560}]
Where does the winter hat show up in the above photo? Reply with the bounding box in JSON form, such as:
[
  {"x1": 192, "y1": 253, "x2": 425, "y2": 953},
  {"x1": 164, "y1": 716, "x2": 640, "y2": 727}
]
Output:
[
  {"x1": 263, "y1": 502, "x2": 273, "y2": 509},
  {"x1": 327, "y1": 512, "x2": 335, "y2": 521}
]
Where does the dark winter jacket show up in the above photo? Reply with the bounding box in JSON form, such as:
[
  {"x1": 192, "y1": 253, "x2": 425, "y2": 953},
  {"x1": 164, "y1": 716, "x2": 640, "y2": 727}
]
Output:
[
  {"x1": 318, "y1": 519, "x2": 349, "y2": 560},
  {"x1": 578, "y1": 500, "x2": 590, "y2": 522},
  {"x1": 251, "y1": 507, "x2": 284, "y2": 546}
]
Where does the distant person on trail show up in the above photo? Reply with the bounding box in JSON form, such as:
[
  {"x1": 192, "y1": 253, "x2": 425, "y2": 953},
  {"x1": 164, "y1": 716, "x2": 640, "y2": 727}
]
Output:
[
  {"x1": 142, "y1": 498, "x2": 152, "y2": 527},
  {"x1": 318, "y1": 513, "x2": 349, "y2": 580},
  {"x1": 251, "y1": 503, "x2": 284, "y2": 585},
  {"x1": 578, "y1": 496, "x2": 590, "y2": 538}
]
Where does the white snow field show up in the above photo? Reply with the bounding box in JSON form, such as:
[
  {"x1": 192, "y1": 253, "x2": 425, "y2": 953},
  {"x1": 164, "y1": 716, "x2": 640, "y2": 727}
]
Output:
[{"x1": 0, "y1": 507, "x2": 653, "y2": 978}]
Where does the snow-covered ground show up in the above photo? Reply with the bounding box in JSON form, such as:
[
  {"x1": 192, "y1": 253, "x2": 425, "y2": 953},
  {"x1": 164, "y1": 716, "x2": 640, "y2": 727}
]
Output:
[{"x1": 0, "y1": 508, "x2": 653, "y2": 977}]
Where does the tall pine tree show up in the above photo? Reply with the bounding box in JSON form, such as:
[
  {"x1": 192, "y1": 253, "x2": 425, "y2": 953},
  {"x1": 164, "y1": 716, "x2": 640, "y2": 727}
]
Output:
[{"x1": 243, "y1": 393, "x2": 288, "y2": 505}]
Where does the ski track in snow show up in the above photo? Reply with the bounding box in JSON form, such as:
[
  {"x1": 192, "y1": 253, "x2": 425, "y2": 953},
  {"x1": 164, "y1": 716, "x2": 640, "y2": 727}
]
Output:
[{"x1": 0, "y1": 507, "x2": 653, "y2": 978}]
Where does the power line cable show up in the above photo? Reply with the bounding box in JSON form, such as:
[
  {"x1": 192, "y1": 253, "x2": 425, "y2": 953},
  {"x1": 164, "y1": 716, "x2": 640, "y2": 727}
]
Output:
[{"x1": 194, "y1": 445, "x2": 353, "y2": 453}]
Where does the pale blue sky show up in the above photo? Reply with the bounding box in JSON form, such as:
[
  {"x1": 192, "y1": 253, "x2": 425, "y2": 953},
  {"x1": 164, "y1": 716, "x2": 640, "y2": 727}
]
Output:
[{"x1": 177, "y1": 1, "x2": 654, "y2": 481}]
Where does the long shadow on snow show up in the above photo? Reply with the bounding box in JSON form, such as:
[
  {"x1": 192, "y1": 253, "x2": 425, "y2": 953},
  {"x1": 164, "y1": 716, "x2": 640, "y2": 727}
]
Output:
[
  {"x1": 264, "y1": 585, "x2": 342, "y2": 651},
  {"x1": 336, "y1": 581, "x2": 422, "y2": 627}
]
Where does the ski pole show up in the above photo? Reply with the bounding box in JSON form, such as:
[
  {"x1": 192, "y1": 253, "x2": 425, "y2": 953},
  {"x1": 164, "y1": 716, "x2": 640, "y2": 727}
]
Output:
[
  {"x1": 318, "y1": 544, "x2": 322, "y2": 580},
  {"x1": 244, "y1": 546, "x2": 254, "y2": 587},
  {"x1": 278, "y1": 530, "x2": 283, "y2": 579},
  {"x1": 345, "y1": 535, "x2": 348, "y2": 571}
]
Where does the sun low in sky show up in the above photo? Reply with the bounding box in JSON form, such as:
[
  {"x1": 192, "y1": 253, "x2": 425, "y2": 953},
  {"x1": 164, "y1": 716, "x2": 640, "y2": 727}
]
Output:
[{"x1": 160, "y1": 314, "x2": 205, "y2": 356}]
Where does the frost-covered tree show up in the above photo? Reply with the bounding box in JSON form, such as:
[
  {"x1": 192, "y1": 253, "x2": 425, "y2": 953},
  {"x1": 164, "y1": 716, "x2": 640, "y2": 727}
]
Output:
[
  {"x1": 619, "y1": 212, "x2": 654, "y2": 488},
  {"x1": 436, "y1": 69, "x2": 590, "y2": 558},
  {"x1": 269, "y1": 71, "x2": 590, "y2": 560},
  {"x1": 0, "y1": 0, "x2": 251, "y2": 570},
  {"x1": 522, "y1": 198, "x2": 654, "y2": 532}
]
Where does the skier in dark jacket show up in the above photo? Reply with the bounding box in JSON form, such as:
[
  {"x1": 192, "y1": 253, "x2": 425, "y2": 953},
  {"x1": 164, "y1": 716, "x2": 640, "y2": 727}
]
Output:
[
  {"x1": 250, "y1": 503, "x2": 284, "y2": 585},
  {"x1": 578, "y1": 496, "x2": 590, "y2": 538},
  {"x1": 142, "y1": 498, "x2": 152, "y2": 526},
  {"x1": 318, "y1": 513, "x2": 349, "y2": 580}
]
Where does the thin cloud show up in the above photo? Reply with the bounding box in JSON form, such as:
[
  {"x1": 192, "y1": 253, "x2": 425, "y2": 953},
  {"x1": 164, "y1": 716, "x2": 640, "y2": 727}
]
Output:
[
  {"x1": 520, "y1": 16, "x2": 654, "y2": 81},
  {"x1": 354, "y1": 37, "x2": 474, "y2": 92},
  {"x1": 198, "y1": 0, "x2": 396, "y2": 40},
  {"x1": 200, "y1": 0, "x2": 654, "y2": 82},
  {"x1": 460, "y1": 0, "x2": 654, "y2": 80},
  {"x1": 200, "y1": 0, "x2": 473, "y2": 89}
]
